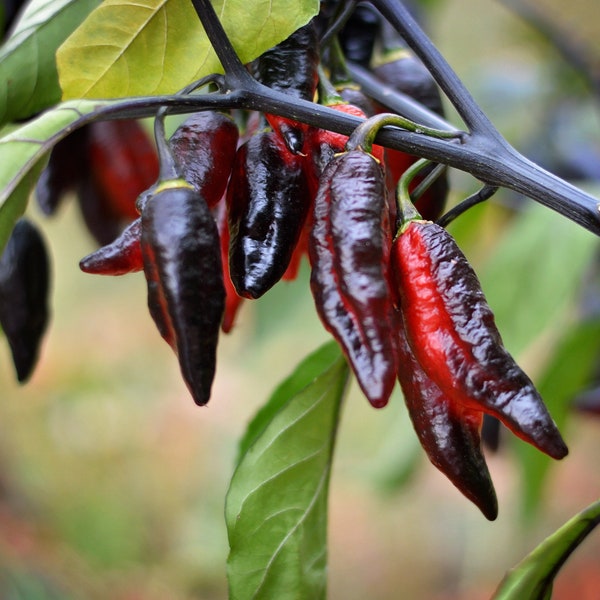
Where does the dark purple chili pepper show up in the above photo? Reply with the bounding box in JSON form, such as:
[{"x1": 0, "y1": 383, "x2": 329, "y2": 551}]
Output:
[
  {"x1": 168, "y1": 111, "x2": 239, "y2": 208},
  {"x1": 309, "y1": 148, "x2": 397, "y2": 408},
  {"x1": 227, "y1": 129, "x2": 311, "y2": 299},
  {"x1": 0, "y1": 219, "x2": 50, "y2": 382},
  {"x1": 141, "y1": 183, "x2": 225, "y2": 405}
]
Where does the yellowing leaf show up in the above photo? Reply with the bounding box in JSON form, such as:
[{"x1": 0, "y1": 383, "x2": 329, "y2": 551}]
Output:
[{"x1": 57, "y1": 0, "x2": 319, "y2": 99}]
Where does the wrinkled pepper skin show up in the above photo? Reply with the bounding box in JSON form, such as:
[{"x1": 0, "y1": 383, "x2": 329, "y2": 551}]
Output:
[
  {"x1": 396, "y1": 316, "x2": 498, "y2": 520},
  {"x1": 141, "y1": 186, "x2": 225, "y2": 405},
  {"x1": 392, "y1": 220, "x2": 568, "y2": 460},
  {"x1": 250, "y1": 21, "x2": 319, "y2": 153},
  {"x1": 309, "y1": 150, "x2": 397, "y2": 408},
  {"x1": 0, "y1": 219, "x2": 50, "y2": 383},
  {"x1": 227, "y1": 130, "x2": 311, "y2": 299},
  {"x1": 79, "y1": 217, "x2": 143, "y2": 276},
  {"x1": 168, "y1": 111, "x2": 239, "y2": 208}
]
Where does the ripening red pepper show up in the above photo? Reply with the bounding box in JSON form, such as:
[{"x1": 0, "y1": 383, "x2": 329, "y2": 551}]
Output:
[
  {"x1": 227, "y1": 129, "x2": 312, "y2": 299},
  {"x1": 36, "y1": 120, "x2": 159, "y2": 245},
  {"x1": 396, "y1": 313, "x2": 498, "y2": 520},
  {"x1": 309, "y1": 148, "x2": 397, "y2": 408},
  {"x1": 0, "y1": 219, "x2": 50, "y2": 383},
  {"x1": 214, "y1": 198, "x2": 244, "y2": 334},
  {"x1": 141, "y1": 183, "x2": 225, "y2": 405},
  {"x1": 79, "y1": 217, "x2": 143, "y2": 276},
  {"x1": 168, "y1": 111, "x2": 239, "y2": 208},
  {"x1": 250, "y1": 20, "x2": 319, "y2": 153},
  {"x1": 391, "y1": 219, "x2": 568, "y2": 460},
  {"x1": 87, "y1": 119, "x2": 159, "y2": 222}
]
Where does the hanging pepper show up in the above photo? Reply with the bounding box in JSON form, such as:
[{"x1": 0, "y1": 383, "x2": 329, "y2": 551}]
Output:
[
  {"x1": 250, "y1": 20, "x2": 319, "y2": 153},
  {"x1": 36, "y1": 119, "x2": 158, "y2": 245},
  {"x1": 337, "y1": 3, "x2": 381, "y2": 68},
  {"x1": 309, "y1": 148, "x2": 397, "y2": 408},
  {"x1": 79, "y1": 217, "x2": 143, "y2": 276},
  {"x1": 0, "y1": 219, "x2": 50, "y2": 383},
  {"x1": 141, "y1": 182, "x2": 225, "y2": 405},
  {"x1": 391, "y1": 205, "x2": 568, "y2": 459},
  {"x1": 214, "y1": 198, "x2": 244, "y2": 334},
  {"x1": 396, "y1": 316, "x2": 498, "y2": 520},
  {"x1": 168, "y1": 111, "x2": 239, "y2": 208},
  {"x1": 227, "y1": 129, "x2": 312, "y2": 299}
]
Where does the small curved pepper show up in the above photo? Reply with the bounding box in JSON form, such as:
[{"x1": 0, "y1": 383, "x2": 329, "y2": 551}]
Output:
[
  {"x1": 0, "y1": 219, "x2": 50, "y2": 383},
  {"x1": 250, "y1": 20, "x2": 319, "y2": 153},
  {"x1": 392, "y1": 219, "x2": 568, "y2": 460},
  {"x1": 168, "y1": 111, "x2": 239, "y2": 208},
  {"x1": 309, "y1": 149, "x2": 397, "y2": 407},
  {"x1": 79, "y1": 217, "x2": 143, "y2": 276},
  {"x1": 141, "y1": 184, "x2": 225, "y2": 405},
  {"x1": 396, "y1": 314, "x2": 498, "y2": 520},
  {"x1": 227, "y1": 129, "x2": 311, "y2": 299}
]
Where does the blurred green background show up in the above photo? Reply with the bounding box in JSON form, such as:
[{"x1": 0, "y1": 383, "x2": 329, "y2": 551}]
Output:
[{"x1": 1, "y1": 0, "x2": 600, "y2": 598}]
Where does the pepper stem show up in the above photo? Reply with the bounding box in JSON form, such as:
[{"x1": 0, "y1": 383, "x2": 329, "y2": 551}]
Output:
[
  {"x1": 154, "y1": 107, "x2": 180, "y2": 182},
  {"x1": 346, "y1": 112, "x2": 461, "y2": 154},
  {"x1": 395, "y1": 158, "x2": 430, "y2": 233}
]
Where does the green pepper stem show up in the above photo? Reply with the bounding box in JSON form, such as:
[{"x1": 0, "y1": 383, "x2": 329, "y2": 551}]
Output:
[
  {"x1": 317, "y1": 65, "x2": 345, "y2": 107},
  {"x1": 346, "y1": 112, "x2": 462, "y2": 154},
  {"x1": 395, "y1": 158, "x2": 430, "y2": 233}
]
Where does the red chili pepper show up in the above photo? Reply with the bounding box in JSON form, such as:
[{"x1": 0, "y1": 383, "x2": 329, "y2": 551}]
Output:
[
  {"x1": 214, "y1": 198, "x2": 244, "y2": 334},
  {"x1": 79, "y1": 217, "x2": 143, "y2": 276},
  {"x1": 392, "y1": 219, "x2": 568, "y2": 460},
  {"x1": 309, "y1": 148, "x2": 397, "y2": 407},
  {"x1": 141, "y1": 184, "x2": 225, "y2": 405},
  {"x1": 396, "y1": 313, "x2": 498, "y2": 520},
  {"x1": 0, "y1": 219, "x2": 50, "y2": 383},
  {"x1": 87, "y1": 120, "x2": 159, "y2": 222},
  {"x1": 227, "y1": 129, "x2": 312, "y2": 299},
  {"x1": 168, "y1": 111, "x2": 239, "y2": 208}
]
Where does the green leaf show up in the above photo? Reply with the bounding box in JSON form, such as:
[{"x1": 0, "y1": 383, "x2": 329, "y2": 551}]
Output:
[
  {"x1": 479, "y1": 203, "x2": 597, "y2": 355},
  {"x1": 516, "y1": 320, "x2": 600, "y2": 518},
  {"x1": 57, "y1": 0, "x2": 319, "y2": 100},
  {"x1": 0, "y1": 99, "x2": 123, "y2": 250},
  {"x1": 226, "y1": 342, "x2": 349, "y2": 600},
  {"x1": 0, "y1": 0, "x2": 102, "y2": 125},
  {"x1": 492, "y1": 499, "x2": 600, "y2": 599},
  {"x1": 235, "y1": 341, "x2": 341, "y2": 464}
]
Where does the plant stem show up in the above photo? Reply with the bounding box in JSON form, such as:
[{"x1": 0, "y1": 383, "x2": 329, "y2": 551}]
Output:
[{"x1": 188, "y1": 0, "x2": 255, "y2": 85}]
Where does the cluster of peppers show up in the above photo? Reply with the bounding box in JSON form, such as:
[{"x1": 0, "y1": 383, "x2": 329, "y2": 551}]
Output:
[{"x1": 13, "y1": 5, "x2": 567, "y2": 518}]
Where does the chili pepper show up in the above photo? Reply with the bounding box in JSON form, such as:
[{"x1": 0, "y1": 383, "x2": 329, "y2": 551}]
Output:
[
  {"x1": 36, "y1": 120, "x2": 159, "y2": 245},
  {"x1": 36, "y1": 126, "x2": 90, "y2": 216},
  {"x1": 373, "y1": 21, "x2": 446, "y2": 117},
  {"x1": 337, "y1": 3, "x2": 381, "y2": 68},
  {"x1": 141, "y1": 183, "x2": 225, "y2": 405},
  {"x1": 214, "y1": 198, "x2": 244, "y2": 334},
  {"x1": 79, "y1": 217, "x2": 143, "y2": 276},
  {"x1": 0, "y1": 219, "x2": 50, "y2": 383},
  {"x1": 309, "y1": 148, "x2": 397, "y2": 408},
  {"x1": 250, "y1": 20, "x2": 319, "y2": 153},
  {"x1": 168, "y1": 111, "x2": 239, "y2": 208},
  {"x1": 396, "y1": 315, "x2": 498, "y2": 520},
  {"x1": 87, "y1": 119, "x2": 159, "y2": 222},
  {"x1": 392, "y1": 218, "x2": 568, "y2": 460},
  {"x1": 227, "y1": 129, "x2": 311, "y2": 299}
]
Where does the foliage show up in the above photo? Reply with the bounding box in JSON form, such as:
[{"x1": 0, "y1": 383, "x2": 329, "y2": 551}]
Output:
[{"x1": 0, "y1": 0, "x2": 599, "y2": 598}]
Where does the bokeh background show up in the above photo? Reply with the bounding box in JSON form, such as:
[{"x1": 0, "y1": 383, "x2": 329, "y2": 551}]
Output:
[{"x1": 1, "y1": 0, "x2": 600, "y2": 598}]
